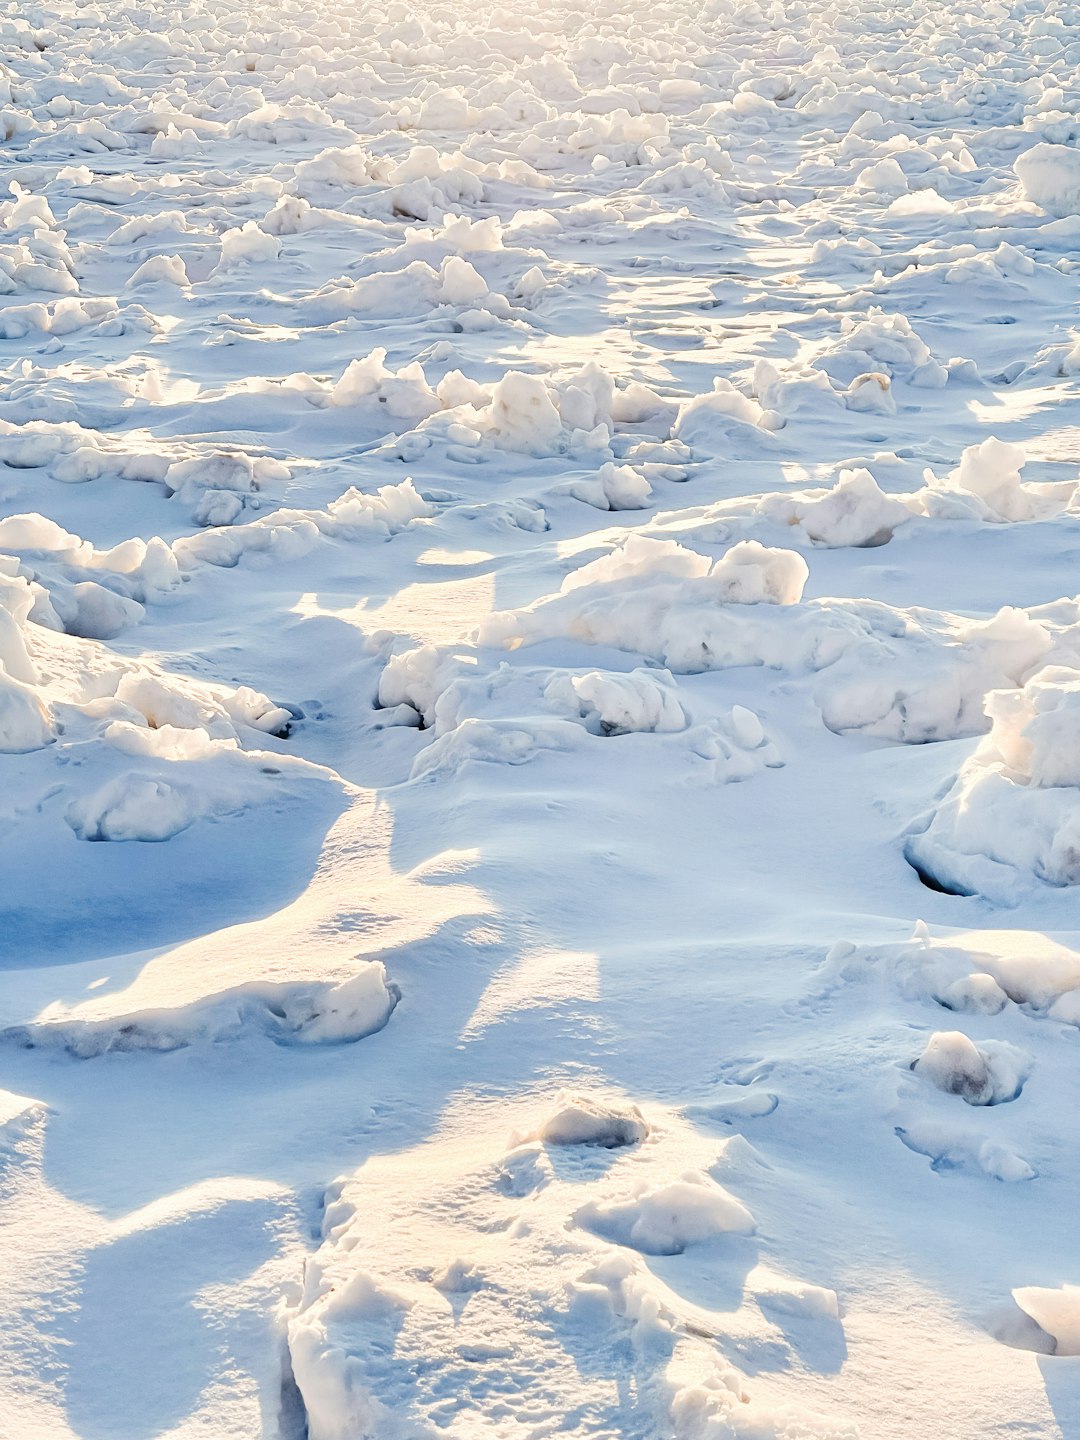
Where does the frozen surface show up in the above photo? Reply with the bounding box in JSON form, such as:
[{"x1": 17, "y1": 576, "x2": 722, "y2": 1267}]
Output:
[{"x1": 4, "y1": 0, "x2": 1080, "y2": 1436}]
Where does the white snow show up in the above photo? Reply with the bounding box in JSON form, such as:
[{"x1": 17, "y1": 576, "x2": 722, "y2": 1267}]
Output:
[{"x1": 4, "y1": 0, "x2": 1080, "y2": 1437}]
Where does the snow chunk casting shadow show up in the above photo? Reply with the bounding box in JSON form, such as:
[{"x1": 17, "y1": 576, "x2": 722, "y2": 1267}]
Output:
[{"x1": 3, "y1": 964, "x2": 400, "y2": 1058}]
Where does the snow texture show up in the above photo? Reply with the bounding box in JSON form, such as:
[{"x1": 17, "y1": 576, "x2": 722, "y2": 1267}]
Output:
[{"x1": 3, "y1": 0, "x2": 1080, "y2": 1437}]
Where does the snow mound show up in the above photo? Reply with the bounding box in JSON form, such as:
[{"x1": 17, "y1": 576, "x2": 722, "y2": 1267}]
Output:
[
  {"x1": 5, "y1": 963, "x2": 398, "y2": 1057},
  {"x1": 574, "y1": 1170, "x2": 755, "y2": 1255},
  {"x1": 0, "y1": 512, "x2": 178, "y2": 638},
  {"x1": 285, "y1": 1110, "x2": 842, "y2": 1440},
  {"x1": 174, "y1": 478, "x2": 433, "y2": 568},
  {"x1": 825, "y1": 930, "x2": 1080, "y2": 1016},
  {"x1": 1015, "y1": 143, "x2": 1080, "y2": 218},
  {"x1": 546, "y1": 667, "x2": 686, "y2": 736},
  {"x1": 673, "y1": 379, "x2": 769, "y2": 452},
  {"x1": 0, "y1": 567, "x2": 328, "y2": 840},
  {"x1": 1012, "y1": 1286, "x2": 1080, "y2": 1356},
  {"x1": 529, "y1": 1093, "x2": 649, "y2": 1148},
  {"x1": 914, "y1": 437, "x2": 1076, "y2": 525},
  {"x1": 0, "y1": 417, "x2": 290, "y2": 522},
  {"x1": 563, "y1": 460, "x2": 652, "y2": 512},
  {"x1": 896, "y1": 1122, "x2": 1036, "y2": 1183},
  {"x1": 378, "y1": 640, "x2": 781, "y2": 784},
  {"x1": 329, "y1": 348, "x2": 442, "y2": 423},
  {"x1": 912, "y1": 1031, "x2": 1029, "y2": 1106},
  {"x1": 908, "y1": 666, "x2": 1080, "y2": 900},
  {"x1": 721, "y1": 467, "x2": 914, "y2": 549},
  {"x1": 480, "y1": 535, "x2": 1052, "y2": 742}
]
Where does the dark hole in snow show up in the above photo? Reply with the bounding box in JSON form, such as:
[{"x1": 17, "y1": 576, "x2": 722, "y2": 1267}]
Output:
[{"x1": 906, "y1": 854, "x2": 974, "y2": 898}]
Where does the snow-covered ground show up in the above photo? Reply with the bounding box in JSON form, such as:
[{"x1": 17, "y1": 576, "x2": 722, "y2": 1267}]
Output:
[{"x1": 4, "y1": 0, "x2": 1080, "y2": 1434}]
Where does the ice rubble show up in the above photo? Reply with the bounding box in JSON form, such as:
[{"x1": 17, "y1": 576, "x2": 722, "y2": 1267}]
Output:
[
  {"x1": 173, "y1": 477, "x2": 433, "y2": 569},
  {"x1": 0, "y1": 559, "x2": 328, "y2": 839},
  {"x1": 647, "y1": 436, "x2": 1080, "y2": 557},
  {"x1": 4, "y1": 0, "x2": 1080, "y2": 1432},
  {"x1": 824, "y1": 930, "x2": 1080, "y2": 1019},
  {"x1": 479, "y1": 533, "x2": 1053, "y2": 742},
  {"x1": 817, "y1": 926, "x2": 1080, "y2": 1183},
  {"x1": 0, "y1": 417, "x2": 291, "y2": 523},
  {"x1": 0, "y1": 511, "x2": 178, "y2": 638},
  {"x1": 376, "y1": 641, "x2": 780, "y2": 781}
]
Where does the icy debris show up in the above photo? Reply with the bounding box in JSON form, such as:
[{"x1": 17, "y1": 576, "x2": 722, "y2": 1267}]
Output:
[
  {"x1": 0, "y1": 512, "x2": 179, "y2": 639},
  {"x1": 657, "y1": 466, "x2": 913, "y2": 550},
  {"x1": 127, "y1": 254, "x2": 189, "y2": 288},
  {"x1": 844, "y1": 371, "x2": 896, "y2": 414},
  {"x1": 0, "y1": 419, "x2": 293, "y2": 521},
  {"x1": 816, "y1": 604, "x2": 1051, "y2": 744},
  {"x1": 66, "y1": 774, "x2": 200, "y2": 842},
  {"x1": 0, "y1": 561, "x2": 322, "y2": 830},
  {"x1": 379, "y1": 640, "x2": 780, "y2": 784},
  {"x1": 687, "y1": 706, "x2": 784, "y2": 783},
  {"x1": 0, "y1": 295, "x2": 150, "y2": 338},
  {"x1": 709, "y1": 539, "x2": 808, "y2": 605},
  {"x1": 487, "y1": 370, "x2": 565, "y2": 454},
  {"x1": 937, "y1": 973, "x2": 1010, "y2": 1016},
  {"x1": 214, "y1": 221, "x2": 280, "y2": 271},
  {"x1": 115, "y1": 670, "x2": 291, "y2": 737},
  {"x1": 377, "y1": 644, "x2": 460, "y2": 730},
  {"x1": 818, "y1": 310, "x2": 933, "y2": 385},
  {"x1": 0, "y1": 571, "x2": 53, "y2": 752},
  {"x1": 107, "y1": 208, "x2": 191, "y2": 245},
  {"x1": 917, "y1": 436, "x2": 1079, "y2": 524},
  {"x1": 768, "y1": 467, "x2": 911, "y2": 547},
  {"x1": 673, "y1": 379, "x2": 766, "y2": 450},
  {"x1": 410, "y1": 716, "x2": 575, "y2": 778},
  {"x1": 855, "y1": 157, "x2": 909, "y2": 196}
]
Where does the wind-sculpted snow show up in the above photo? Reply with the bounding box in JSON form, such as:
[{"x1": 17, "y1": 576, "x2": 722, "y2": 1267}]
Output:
[
  {"x1": 4, "y1": 0, "x2": 1080, "y2": 1435},
  {"x1": 286, "y1": 1103, "x2": 855, "y2": 1440},
  {"x1": 908, "y1": 666, "x2": 1080, "y2": 901}
]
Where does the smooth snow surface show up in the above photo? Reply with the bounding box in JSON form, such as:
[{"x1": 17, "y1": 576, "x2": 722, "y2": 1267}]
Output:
[{"x1": 3, "y1": 0, "x2": 1080, "y2": 1436}]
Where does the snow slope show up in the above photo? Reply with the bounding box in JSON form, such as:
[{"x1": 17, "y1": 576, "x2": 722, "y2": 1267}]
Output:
[{"x1": 3, "y1": 0, "x2": 1080, "y2": 1435}]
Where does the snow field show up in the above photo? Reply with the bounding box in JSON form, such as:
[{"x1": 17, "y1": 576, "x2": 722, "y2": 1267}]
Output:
[{"x1": 4, "y1": 0, "x2": 1080, "y2": 1435}]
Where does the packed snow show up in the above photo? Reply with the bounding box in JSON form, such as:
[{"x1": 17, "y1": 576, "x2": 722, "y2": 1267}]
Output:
[{"x1": 3, "y1": 0, "x2": 1080, "y2": 1436}]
